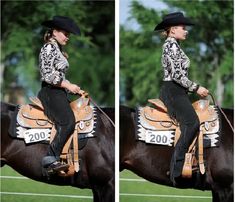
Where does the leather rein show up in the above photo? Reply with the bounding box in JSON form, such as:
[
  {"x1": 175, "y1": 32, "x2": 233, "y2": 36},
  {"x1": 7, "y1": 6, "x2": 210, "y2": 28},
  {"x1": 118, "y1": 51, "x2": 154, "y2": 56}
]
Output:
[
  {"x1": 79, "y1": 93, "x2": 233, "y2": 132},
  {"x1": 208, "y1": 93, "x2": 234, "y2": 133},
  {"x1": 83, "y1": 94, "x2": 115, "y2": 128}
]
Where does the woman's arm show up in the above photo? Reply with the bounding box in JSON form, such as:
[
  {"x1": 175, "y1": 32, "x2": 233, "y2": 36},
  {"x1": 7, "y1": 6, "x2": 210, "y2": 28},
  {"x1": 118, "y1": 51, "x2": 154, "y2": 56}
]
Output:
[
  {"x1": 39, "y1": 43, "x2": 82, "y2": 94},
  {"x1": 166, "y1": 41, "x2": 209, "y2": 96},
  {"x1": 58, "y1": 80, "x2": 81, "y2": 94},
  {"x1": 166, "y1": 42, "x2": 199, "y2": 92}
]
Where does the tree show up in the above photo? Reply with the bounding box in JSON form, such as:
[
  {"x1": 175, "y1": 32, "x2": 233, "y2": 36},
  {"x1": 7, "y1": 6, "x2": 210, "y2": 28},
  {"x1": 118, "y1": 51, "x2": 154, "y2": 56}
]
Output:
[
  {"x1": 120, "y1": 0, "x2": 233, "y2": 108},
  {"x1": 1, "y1": 1, "x2": 114, "y2": 106}
]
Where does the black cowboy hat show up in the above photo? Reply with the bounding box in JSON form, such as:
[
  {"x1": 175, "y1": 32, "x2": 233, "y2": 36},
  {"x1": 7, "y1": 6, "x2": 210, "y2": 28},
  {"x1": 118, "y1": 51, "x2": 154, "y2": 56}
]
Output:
[
  {"x1": 42, "y1": 16, "x2": 80, "y2": 35},
  {"x1": 154, "y1": 12, "x2": 194, "y2": 31}
]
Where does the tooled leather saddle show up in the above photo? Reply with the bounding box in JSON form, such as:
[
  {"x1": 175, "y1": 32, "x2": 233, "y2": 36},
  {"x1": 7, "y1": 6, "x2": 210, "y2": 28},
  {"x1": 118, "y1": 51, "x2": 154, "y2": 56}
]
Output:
[
  {"x1": 136, "y1": 98, "x2": 220, "y2": 178},
  {"x1": 15, "y1": 96, "x2": 96, "y2": 176}
]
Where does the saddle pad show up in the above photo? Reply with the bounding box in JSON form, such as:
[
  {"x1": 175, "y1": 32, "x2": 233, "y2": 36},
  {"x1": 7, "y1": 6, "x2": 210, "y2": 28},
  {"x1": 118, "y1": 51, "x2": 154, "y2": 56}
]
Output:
[{"x1": 136, "y1": 106, "x2": 220, "y2": 148}]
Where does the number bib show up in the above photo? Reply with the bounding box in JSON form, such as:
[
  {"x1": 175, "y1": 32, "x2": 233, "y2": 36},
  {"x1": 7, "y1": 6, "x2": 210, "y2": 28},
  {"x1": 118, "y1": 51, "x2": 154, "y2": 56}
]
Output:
[
  {"x1": 24, "y1": 129, "x2": 50, "y2": 144},
  {"x1": 145, "y1": 130, "x2": 175, "y2": 146}
]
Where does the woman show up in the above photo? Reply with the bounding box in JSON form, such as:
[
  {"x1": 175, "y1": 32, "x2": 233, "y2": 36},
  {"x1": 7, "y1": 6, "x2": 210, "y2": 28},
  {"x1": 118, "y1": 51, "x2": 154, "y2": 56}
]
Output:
[
  {"x1": 38, "y1": 16, "x2": 85, "y2": 173},
  {"x1": 154, "y1": 12, "x2": 209, "y2": 184}
]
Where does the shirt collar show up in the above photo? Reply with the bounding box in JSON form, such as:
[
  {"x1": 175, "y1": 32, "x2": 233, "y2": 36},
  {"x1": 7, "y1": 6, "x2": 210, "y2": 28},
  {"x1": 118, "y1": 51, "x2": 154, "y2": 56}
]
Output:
[
  {"x1": 49, "y1": 38, "x2": 58, "y2": 46},
  {"x1": 166, "y1": 36, "x2": 177, "y2": 43}
]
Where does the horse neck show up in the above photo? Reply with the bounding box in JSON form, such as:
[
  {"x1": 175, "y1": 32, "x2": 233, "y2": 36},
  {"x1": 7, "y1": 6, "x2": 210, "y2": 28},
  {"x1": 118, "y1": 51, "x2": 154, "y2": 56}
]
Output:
[
  {"x1": 100, "y1": 107, "x2": 114, "y2": 123},
  {"x1": 222, "y1": 108, "x2": 234, "y2": 125},
  {"x1": 219, "y1": 108, "x2": 234, "y2": 147}
]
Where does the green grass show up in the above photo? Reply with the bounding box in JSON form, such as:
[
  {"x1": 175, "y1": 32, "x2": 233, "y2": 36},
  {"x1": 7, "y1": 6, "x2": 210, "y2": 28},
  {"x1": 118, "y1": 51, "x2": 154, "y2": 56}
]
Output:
[
  {"x1": 120, "y1": 170, "x2": 212, "y2": 202},
  {"x1": 0, "y1": 166, "x2": 93, "y2": 202},
  {"x1": 1, "y1": 166, "x2": 213, "y2": 202}
]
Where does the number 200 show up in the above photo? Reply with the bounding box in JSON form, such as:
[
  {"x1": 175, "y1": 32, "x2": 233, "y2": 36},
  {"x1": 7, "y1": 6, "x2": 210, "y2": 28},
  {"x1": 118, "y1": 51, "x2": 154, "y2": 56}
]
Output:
[
  {"x1": 29, "y1": 132, "x2": 46, "y2": 142},
  {"x1": 150, "y1": 134, "x2": 167, "y2": 144}
]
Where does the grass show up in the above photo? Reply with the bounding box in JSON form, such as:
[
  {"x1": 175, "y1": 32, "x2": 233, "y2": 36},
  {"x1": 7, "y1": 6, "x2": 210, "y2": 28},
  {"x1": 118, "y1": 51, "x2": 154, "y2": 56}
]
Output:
[
  {"x1": 1, "y1": 166, "x2": 213, "y2": 202},
  {"x1": 120, "y1": 170, "x2": 212, "y2": 202},
  {"x1": 0, "y1": 166, "x2": 93, "y2": 202}
]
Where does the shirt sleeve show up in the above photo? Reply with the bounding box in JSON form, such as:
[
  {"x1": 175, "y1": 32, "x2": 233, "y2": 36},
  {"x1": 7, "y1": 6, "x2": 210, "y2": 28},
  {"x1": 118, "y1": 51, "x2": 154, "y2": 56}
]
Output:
[
  {"x1": 39, "y1": 43, "x2": 65, "y2": 85},
  {"x1": 166, "y1": 42, "x2": 199, "y2": 92}
]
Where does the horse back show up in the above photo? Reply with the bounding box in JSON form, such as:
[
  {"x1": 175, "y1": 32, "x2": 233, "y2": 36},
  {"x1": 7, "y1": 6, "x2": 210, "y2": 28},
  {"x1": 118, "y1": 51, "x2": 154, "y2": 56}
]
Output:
[{"x1": 1, "y1": 102, "x2": 16, "y2": 114}]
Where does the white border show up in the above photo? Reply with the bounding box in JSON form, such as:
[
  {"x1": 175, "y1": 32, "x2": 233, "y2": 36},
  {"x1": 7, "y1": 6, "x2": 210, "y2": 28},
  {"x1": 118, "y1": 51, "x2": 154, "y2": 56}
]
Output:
[{"x1": 115, "y1": 0, "x2": 120, "y2": 201}]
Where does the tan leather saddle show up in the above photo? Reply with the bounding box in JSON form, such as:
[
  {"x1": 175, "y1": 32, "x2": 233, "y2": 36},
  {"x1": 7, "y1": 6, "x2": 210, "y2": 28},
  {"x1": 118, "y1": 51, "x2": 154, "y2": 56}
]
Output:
[
  {"x1": 137, "y1": 98, "x2": 220, "y2": 178},
  {"x1": 16, "y1": 96, "x2": 96, "y2": 176}
]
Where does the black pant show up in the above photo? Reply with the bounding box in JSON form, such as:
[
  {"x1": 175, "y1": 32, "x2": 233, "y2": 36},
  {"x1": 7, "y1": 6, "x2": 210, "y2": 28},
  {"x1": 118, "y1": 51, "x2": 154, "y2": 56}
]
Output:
[
  {"x1": 38, "y1": 82, "x2": 75, "y2": 160},
  {"x1": 159, "y1": 81, "x2": 200, "y2": 178}
]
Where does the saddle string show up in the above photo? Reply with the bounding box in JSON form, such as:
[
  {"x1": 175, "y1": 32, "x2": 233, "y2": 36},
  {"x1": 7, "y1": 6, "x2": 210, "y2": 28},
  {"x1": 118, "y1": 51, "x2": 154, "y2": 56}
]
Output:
[
  {"x1": 88, "y1": 97, "x2": 115, "y2": 128},
  {"x1": 208, "y1": 93, "x2": 234, "y2": 133}
]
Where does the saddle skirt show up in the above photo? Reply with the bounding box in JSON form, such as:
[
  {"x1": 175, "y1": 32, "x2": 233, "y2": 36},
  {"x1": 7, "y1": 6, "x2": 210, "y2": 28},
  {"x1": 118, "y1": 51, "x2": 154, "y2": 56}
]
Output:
[
  {"x1": 16, "y1": 97, "x2": 96, "y2": 144},
  {"x1": 136, "y1": 99, "x2": 220, "y2": 148}
]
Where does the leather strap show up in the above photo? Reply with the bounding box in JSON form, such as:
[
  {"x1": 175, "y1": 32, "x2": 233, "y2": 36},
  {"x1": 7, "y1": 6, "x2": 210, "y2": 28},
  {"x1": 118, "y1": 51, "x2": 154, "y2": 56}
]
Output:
[
  {"x1": 188, "y1": 136, "x2": 198, "y2": 153},
  {"x1": 174, "y1": 127, "x2": 181, "y2": 146},
  {"x1": 49, "y1": 125, "x2": 56, "y2": 143},
  {"x1": 198, "y1": 130, "x2": 205, "y2": 174},
  {"x1": 60, "y1": 135, "x2": 73, "y2": 160},
  {"x1": 73, "y1": 129, "x2": 79, "y2": 172}
]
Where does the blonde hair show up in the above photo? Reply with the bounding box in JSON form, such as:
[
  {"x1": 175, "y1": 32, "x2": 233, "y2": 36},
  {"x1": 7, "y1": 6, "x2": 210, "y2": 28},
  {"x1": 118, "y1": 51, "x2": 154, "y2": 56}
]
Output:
[
  {"x1": 43, "y1": 29, "x2": 53, "y2": 43},
  {"x1": 161, "y1": 27, "x2": 171, "y2": 38}
]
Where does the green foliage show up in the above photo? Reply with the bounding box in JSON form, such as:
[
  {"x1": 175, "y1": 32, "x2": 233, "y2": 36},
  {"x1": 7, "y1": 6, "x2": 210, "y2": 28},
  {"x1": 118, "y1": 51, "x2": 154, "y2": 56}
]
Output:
[
  {"x1": 120, "y1": 0, "x2": 233, "y2": 108},
  {"x1": 1, "y1": 1, "x2": 114, "y2": 106}
]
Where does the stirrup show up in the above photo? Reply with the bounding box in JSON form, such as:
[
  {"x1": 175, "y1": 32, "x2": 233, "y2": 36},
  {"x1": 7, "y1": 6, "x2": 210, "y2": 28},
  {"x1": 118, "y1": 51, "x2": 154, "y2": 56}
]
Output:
[
  {"x1": 182, "y1": 153, "x2": 192, "y2": 178},
  {"x1": 47, "y1": 161, "x2": 69, "y2": 173}
]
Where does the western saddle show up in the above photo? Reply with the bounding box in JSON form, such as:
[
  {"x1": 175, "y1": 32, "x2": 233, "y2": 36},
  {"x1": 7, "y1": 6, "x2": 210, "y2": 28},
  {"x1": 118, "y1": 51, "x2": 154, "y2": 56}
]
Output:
[
  {"x1": 137, "y1": 98, "x2": 220, "y2": 178},
  {"x1": 16, "y1": 95, "x2": 96, "y2": 176}
]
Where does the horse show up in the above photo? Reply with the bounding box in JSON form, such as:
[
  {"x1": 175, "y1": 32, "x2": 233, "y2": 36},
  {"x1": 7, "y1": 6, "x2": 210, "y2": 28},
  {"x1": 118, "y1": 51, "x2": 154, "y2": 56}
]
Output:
[
  {"x1": 120, "y1": 105, "x2": 233, "y2": 202},
  {"x1": 1, "y1": 101, "x2": 115, "y2": 202}
]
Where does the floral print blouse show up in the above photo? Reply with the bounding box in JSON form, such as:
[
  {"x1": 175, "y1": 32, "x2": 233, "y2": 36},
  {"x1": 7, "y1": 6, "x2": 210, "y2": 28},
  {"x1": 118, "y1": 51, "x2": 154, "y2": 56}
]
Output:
[
  {"x1": 161, "y1": 37, "x2": 199, "y2": 92},
  {"x1": 39, "y1": 38, "x2": 69, "y2": 85}
]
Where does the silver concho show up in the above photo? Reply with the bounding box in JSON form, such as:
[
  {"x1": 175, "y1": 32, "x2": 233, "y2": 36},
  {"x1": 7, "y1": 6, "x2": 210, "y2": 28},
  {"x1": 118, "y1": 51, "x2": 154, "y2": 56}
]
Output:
[{"x1": 79, "y1": 121, "x2": 85, "y2": 130}]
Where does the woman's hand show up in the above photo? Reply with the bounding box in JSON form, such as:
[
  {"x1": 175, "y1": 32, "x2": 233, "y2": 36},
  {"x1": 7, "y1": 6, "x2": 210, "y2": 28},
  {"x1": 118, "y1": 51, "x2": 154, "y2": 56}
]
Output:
[
  {"x1": 60, "y1": 80, "x2": 87, "y2": 95},
  {"x1": 60, "y1": 80, "x2": 80, "y2": 94},
  {"x1": 67, "y1": 83, "x2": 81, "y2": 94},
  {"x1": 78, "y1": 89, "x2": 89, "y2": 97},
  {"x1": 197, "y1": 86, "x2": 209, "y2": 97}
]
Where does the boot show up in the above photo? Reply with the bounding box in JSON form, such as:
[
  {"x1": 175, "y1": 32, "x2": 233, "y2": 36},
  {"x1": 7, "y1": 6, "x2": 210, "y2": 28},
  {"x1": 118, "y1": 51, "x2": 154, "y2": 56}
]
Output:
[
  {"x1": 42, "y1": 125, "x2": 72, "y2": 172},
  {"x1": 170, "y1": 149, "x2": 185, "y2": 185},
  {"x1": 170, "y1": 122, "x2": 199, "y2": 185},
  {"x1": 42, "y1": 156, "x2": 69, "y2": 172}
]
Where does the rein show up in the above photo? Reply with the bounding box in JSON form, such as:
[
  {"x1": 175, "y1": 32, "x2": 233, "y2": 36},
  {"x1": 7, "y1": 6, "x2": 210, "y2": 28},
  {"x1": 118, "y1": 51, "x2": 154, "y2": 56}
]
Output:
[
  {"x1": 88, "y1": 96, "x2": 115, "y2": 128},
  {"x1": 208, "y1": 93, "x2": 234, "y2": 133}
]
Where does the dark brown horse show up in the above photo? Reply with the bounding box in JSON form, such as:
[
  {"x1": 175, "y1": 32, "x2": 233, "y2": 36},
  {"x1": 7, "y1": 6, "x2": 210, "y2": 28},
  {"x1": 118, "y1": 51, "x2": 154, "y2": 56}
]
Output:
[
  {"x1": 120, "y1": 105, "x2": 233, "y2": 202},
  {"x1": 1, "y1": 102, "x2": 114, "y2": 202}
]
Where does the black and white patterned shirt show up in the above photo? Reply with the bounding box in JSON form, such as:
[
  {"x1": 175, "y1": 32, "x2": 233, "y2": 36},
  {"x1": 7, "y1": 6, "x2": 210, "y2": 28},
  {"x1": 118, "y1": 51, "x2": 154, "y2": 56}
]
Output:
[
  {"x1": 39, "y1": 38, "x2": 69, "y2": 85},
  {"x1": 161, "y1": 37, "x2": 199, "y2": 92}
]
